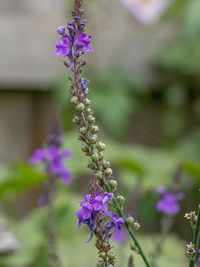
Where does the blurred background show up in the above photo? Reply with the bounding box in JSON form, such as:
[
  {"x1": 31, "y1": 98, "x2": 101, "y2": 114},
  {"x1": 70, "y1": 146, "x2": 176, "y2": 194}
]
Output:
[{"x1": 0, "y1": 0, "x2": 200, "y2": 266}]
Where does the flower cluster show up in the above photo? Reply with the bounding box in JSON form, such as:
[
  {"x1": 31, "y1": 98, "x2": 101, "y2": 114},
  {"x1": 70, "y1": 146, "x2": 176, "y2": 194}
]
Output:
[
  {"x1": 156, "y1": 186, "x2": 184, "y2": 215},
  {"x1": 77, "y1": 191, "x2": 125, "y2": 242},
  {"x1": 30, "y1": 122, "x2": 72, "y2": 185},
  {"x1": 53, "y1": 13, "x2": 93, "y2": 67}
]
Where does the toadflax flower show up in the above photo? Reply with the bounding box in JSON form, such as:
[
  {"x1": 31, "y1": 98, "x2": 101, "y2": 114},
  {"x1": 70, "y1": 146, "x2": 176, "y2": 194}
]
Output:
[
  {"x1": 156, "y1": 186, "x2": 184, "y2": 215},
  {"x1": 77, "y1": 191, "x2": 125, "y2": 242},
  {"x1": 30, "y1": 121, "x2": 72, "y2": 184},
  {"x1": 118, "y1": 0, "x2": 170, "y2": 25}
]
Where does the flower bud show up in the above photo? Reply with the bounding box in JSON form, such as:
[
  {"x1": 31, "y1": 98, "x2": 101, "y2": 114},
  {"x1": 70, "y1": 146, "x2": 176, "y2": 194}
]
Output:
[
  {"x1": 76, "y1": 103, "x2": 85, "y2": 112},
  {"x1": 87, "y1": 161, "x2": 95, "y2": 169},
  {"x1": 97, "y1": 141, "x2": 106, "y2": 151},
  {"x1": 126, "y1": 216, "x2": 134, "y2": 225},
  {"x1": 133, "y1": 222, "x2": 141, "y2": 231},
  {"x1": 79, "y1": 127, "x2": 87, "y2": 134},
  {"x1": 71, "y1": 96, "x2": 78, "y2": 104},
  {"x1": 90, "y1": 134, "x2": 98, "y2": 144},
  {"x1": 98, "y1": 152, "x2": 104, "y2": 160},
  {"x1": 91, "y1": 125, "x2": 99, "y2": 134},
  {"x1": 56, "y1": 26, "x2": 66, "y2": 35},
  {"x1": 81, "y1": 144, "x2": 88, "y2": 153},
  {"x1": 91, "y1": 153, "x2": 99, "y2": 163},
  {"x1": 96, "y1": 171, "x2": 103, "y2": 180},
  {"x1": 88, "y1": 115, "x2": 95, "y2": 124},
  {"x1": 102, "y1": 160, "x2": 110, "y2": 169},
  {"x1": 117, "y1": 195, "x2": 125, "y2": 204},
  {"x1": 109, "y1": 178, "x2": 117, "y2": 189},
  {"x1": 99, "y1": 252, "x2": 105, "y2": 259},
  {"x1": 86, "y1": 108, "x2": 93, "y2": 114},
  {"x1": 83, "y1": 98, "x2": 91, "y2": 106},
  {"x1": 72, "y1": 115, "x2": 79, "y2": 123}
]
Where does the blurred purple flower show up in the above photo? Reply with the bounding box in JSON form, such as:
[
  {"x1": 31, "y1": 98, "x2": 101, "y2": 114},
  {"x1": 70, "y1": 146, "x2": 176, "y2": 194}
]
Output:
[
  {"x1": 113, "y1": 230, "x2": 127, "y2": 243},
  {"x1": 105, "y1": 212, "x2": 125, "y2": 241},
  {"x1": 197, "y1": 249, "x2": 200, "y2": 267},
  {"x1": 118, "y1": 0, "x2": 170, "y2": 25},
  {"x1": 76, "y1": 33, "x2": 93, "y2": 53},
  {"x1": 53, "y1": 37, "x2": 70, "y2": 57},
  {"x1": 156, "y1": 186, "x2": 184, "y2": 215}
]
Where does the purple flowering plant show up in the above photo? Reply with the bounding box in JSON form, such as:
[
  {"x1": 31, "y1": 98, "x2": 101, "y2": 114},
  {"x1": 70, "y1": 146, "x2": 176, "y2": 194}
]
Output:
[{"x1": 53, "y1": 0, "x2": 200, "y2": 266}]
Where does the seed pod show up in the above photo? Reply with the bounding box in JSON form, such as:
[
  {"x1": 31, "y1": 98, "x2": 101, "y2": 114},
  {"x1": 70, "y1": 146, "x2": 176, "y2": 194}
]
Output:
[
  {"x1": 91, "y1": 153, "x2": 99, "y2": 162},
  {"x1": 126, "y1": 216, "x2": 134, "y2": 225},
  {"x1": 97, "y1": 141, "x2": 106, "y2": 151},
  {"x1": 88, "y1": 115, "x2": 95, "y2": 124},
  {"x1": 91, "y1": 125, "x2": 99, "y2": 134},
  {"x1": 71, "y1": 96, "x2": 78, "y2": 104},
  {"x1": 83, "y1": 98, "x2": 91, "y2": 106},
  {"x1": 79, "y1": 127, "x2": 87, "y2": 134},
  {"x1": 76, "y1": 103, "x2": 85, "y2": 112},
  {"x1": 90, "y1": 134, "x2": 98, "y2": 144}
]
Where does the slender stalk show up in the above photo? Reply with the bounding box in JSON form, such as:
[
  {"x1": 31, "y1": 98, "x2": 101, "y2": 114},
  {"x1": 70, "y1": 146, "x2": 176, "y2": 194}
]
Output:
[{"x1": 189, "y1": 205, "x2": 200, "y2": 267}]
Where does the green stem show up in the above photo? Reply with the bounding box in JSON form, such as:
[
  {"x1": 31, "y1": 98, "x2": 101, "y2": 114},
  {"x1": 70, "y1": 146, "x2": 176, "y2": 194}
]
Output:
[
  {"x1": 189, "y1": 206, "x2": 200, "y2": 267},
  {"x1": 104, "y1": 183, "x2": 151, "y2": 267}
]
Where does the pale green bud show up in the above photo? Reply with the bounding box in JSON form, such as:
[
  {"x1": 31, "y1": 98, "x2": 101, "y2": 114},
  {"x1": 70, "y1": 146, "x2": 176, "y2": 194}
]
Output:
[
  {"x1": 79, "y1": 126, "x2": 87, "y2": 134},
  {"x1": 97, "y1": 141, "x2": 106, "y2": 151},
  {"x1": 88, "y1": 115, "x2": 95, "y2": 124},
  {"x1": 87, "y1": 161, "x2": 95, "y2": 169},
  {"x1": 71, "y1": 96, "x2": 78, "y2": 104},
  {"x1": 81, "y1": 144, "x2": 88, "y2": 153},
  {"x1": 86, "y1": 108, "x2": 93, "y2": 114},
  {"x1": 134, "y1": 222, "x2": 141, "y2": 231},
  {"x1": 117, "y1": 195, "x2": 125, "y2": 204},
  {"x1": 91, "y1": 125, "x2": 99, "y2": 134},
  {"x1": 126, "y1": 216, "x2": 134, "y2": 225},
  {"x1": 76, "y1": 103, "x2": 85, "y2": 112},
  {"x1": 96, "y1": 171, "x2": 103, "y2": 180},
  {"x1": 91, "y1": 153, "x2": 99, "y2": 162},
  {"x1": 109, "y1": 179, "x2": 117, "y2": 188},
  {"x1": 90, "y1": 134, "x2": 98, "y2": 144},
  {"x1": 83, "y1": 98, "x2": 91, "y2": 106},
  {"x1": 102, "y1": 160, "x2": 110, "y2": 169},
  {"x1": 98, "y1": 152, "x2": 104, "y2": 160}
]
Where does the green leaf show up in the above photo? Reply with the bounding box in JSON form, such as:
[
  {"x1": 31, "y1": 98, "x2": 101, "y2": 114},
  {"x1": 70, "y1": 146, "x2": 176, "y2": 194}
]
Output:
[{"x1": 183, "y1": 160, "x2": 200, "y2": 183}]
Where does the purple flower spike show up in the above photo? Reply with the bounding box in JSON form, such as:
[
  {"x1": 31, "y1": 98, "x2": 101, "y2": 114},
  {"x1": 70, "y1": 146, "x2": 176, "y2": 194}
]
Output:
[
  {"x1": 53, "y1": 37, "x2": 70, "y2": 57},
  {"x1": 156, "y1": 186, "x2": 184, "y2": 215},
  {"x1": 76, "y1": 33, "x2": 93, "y2": 53},
  {"x1": 30, "y1": 148, "x2": 47, "y2": 164}
]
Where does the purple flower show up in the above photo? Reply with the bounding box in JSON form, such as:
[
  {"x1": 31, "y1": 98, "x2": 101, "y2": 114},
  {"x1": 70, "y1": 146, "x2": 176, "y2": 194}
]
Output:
[
  {"x1": 53, "y1": 37, "x2": 70, "y2": 57},
  {"x1": 30, "y1": 145, "x2": 72, "y2": 184},
  {"x1": 197, "y1": 249, "x2": 200, "y2": 267},
  {"x1": 156, "y1": 186, "x2": 184, "y2": 215},
  {"x1": 56, "y1": 26, "x2": 67, "y2": 36},
  {"x1": 113, "y1": 230, "x2": 127, "y2": 243},
  {"x1": 76, "y1": 33, "x2": 93, "y2": 53},
  {"x1": 77, "y1": 192, "x2": 115, "y2": 242},
  {"x1": 105, "y1": 212, "x2": 125, "y2": 240},
  {"x1": 81, "y1": 78, "x2": 90, "y2": 98}
]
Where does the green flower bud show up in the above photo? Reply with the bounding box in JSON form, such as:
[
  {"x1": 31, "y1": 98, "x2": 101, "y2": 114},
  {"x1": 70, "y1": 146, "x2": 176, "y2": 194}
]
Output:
[
  {"x1": 91, "y1": 153, "x2": 99, "y2": 162},
  {"x1": 126, "y1": 216, "x2": 134, "y2": 225},
  {"x1": 71, "y1": 96, "x2": 78, "y2": 104},
  {"x1": 87, "y1": 161, "x2": 95, "y2": 169},
  {"x1": 98, "y1": 152, "x2": 104, "y2": 160},
  {"x1": 102, "y1": 160, "x2": 110, "y2": 169},
  {"x1": 90, "y1": 134, "x2": 98, "y2": 144},
  {"x1": 133, "y1": 222, "x2": 140, "y2": 231},
  {"x1": 99, "y1": 252, "x2": 106, "y2": 259},
  {"x1": 76, "y1": 103, "x2": 85, "y2": 112},
  {"x1": 108, "y1": 252, "x2": 116, "y2": 260},
  {"x1": 86, "y1": 108, "x2": 93, "y2": 114},
  {"x1": 79, "y1": 127, "x2": 87, "y2": 134},
  {"x1": 83, "y1": 98, "x2": 91, "y2": 106},
  {"x1": 72, "y1": 115, "x2": 79, "y2": 123},
  {"x1": 91, "y1": 125, "x2": 99, "y2": 134},
  {"x1": 109, "y1": 179, "x2": 117, "y2": 189},
  {"x1": 81, "y1": 144, "x2": 88, "y2": 153},
  {"x1": 117, "y1": 195, "x2": 125, "y2": 204},
  {"x1": 88, "y1": 115, "x2": 95, "y2": 124},
  {"x1": 97, "y1": 141, "x2": 106, "y2": 151},
  {"x1": 96, "y1": 171, "x2": 103, "y2": 180}
]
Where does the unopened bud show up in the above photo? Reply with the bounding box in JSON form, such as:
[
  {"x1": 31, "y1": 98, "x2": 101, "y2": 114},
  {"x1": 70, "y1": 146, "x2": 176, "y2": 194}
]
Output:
[
  {"x1": 79, "y1": 127, "x2": 87, "y2": 134},
  {"x1": 133, "y1": 222, "x2": 140, "y2": 231},
  {"x1": 76, "y1": 103, "x2": 85, "y2": 112},
  {"x1": 83, "y1": 98, "x2": 91, "y2": 106},
  {"x1": 91, "y1": 125, "x2": 99, "y2": 134},
  {"x1": 117, "y1": 195, "x2": 125, "y2": 204},
  {"x1": 98, "y1": 152, "x2": 104, "y2": 160},
  {"x1": 71, "y1": 96, "x2": 78, "y2": 104},
  {"x1": 97, "y1": 141, "x2": 106, "y2": 151},
  {"x1": 90, "y1": 134, "x2": 98, "y2": 144},
  {"x1": 126, "y1": 216, "x2": 134, "y2": 225},
  {"x1": 96, "y1": 171, "x2": 103, "y2": 180},
  {"x1": 86, "y1": 108, "x2": 93, "y2": 114},
  {"x1": 91, "y1": 153, "x2": 99, "y2": 162},
  {"x1": 109, "y1": 179, "x2": 117, "y2": 189},
  {"x1": 102, "y1": 160, "x2": 110, "y2": 169},
  {"x1": 88, "y1": 115, "x2": 95, "y2": 124}
]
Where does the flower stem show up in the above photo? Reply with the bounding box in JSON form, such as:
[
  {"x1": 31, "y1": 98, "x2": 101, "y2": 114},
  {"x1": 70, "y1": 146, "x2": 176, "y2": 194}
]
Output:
[
  {"x1": 104, "y1": 182, "x2": 151, "y2": 267},
  {"x1": 189, "y1": 205, "x2": 200, "y2": 267}
]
